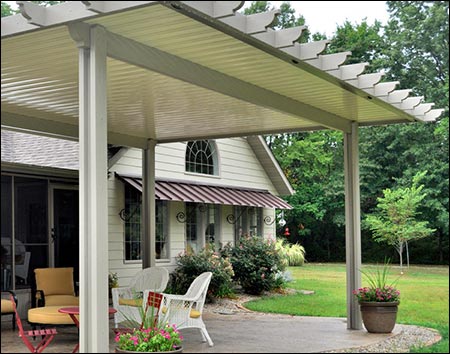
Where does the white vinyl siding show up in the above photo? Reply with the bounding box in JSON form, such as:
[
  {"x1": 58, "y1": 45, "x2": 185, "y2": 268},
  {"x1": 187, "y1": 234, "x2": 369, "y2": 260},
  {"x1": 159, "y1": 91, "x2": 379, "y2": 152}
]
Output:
[{"x1": 108, "y1": 137, "x2": 280, "y2": 284}]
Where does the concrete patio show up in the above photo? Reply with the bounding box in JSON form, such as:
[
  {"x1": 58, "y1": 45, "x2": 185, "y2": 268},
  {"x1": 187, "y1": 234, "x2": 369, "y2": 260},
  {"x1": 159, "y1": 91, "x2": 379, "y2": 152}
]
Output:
[{"x1": 1, "y1": 311, "x2": 407, "y2": 353}]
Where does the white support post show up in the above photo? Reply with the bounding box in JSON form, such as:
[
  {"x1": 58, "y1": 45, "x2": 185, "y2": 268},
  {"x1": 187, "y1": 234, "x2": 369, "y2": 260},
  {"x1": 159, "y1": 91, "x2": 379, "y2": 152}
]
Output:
[
  {"x1": 344, "y1": 122, "x2": 362, "y2": 330},
  {"x1": 142, "y1": 140, "x2": 156, "y2": 268},
  {"x1": 77, "y1": 25, "x2": 109, "y2": 352}
]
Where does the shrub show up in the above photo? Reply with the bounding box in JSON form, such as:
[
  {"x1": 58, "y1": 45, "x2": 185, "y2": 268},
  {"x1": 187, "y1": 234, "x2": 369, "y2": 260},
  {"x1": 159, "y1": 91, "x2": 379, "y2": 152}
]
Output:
[
  {"x1": 168, "y1": 244, "x2": 234, "y2": 300},
  {"x1": 287, "y1": 243, "x2": 306, "y2": 266},
  {"x1": 274, "y1": 239, "x2": 289, "y2": 268},
  {"x1": 275, "y1": 239, "x2": 306, "y2": 266},
  {"x1": 224, "y1": 236, "x2": 286, "y2": 295}
]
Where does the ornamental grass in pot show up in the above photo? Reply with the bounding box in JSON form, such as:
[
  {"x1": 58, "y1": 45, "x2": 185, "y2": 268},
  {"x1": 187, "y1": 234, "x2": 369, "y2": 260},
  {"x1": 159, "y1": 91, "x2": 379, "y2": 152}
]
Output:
[{"x1": 353, "y1": 260, "x2": 401, "y2": 333}]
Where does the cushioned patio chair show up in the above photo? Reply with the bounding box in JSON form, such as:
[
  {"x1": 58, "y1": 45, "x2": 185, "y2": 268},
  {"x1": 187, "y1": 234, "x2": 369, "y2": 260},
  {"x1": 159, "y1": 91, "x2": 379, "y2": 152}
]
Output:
[
  {"x1": 1, "y1": 290, "x2": 17, "y2": 330},
  {"x1": 159, "y1": 271, "x2": 213, "y2": 346},
  {"x1": 111, "y1": 267, "x2": 169, "y2": 328},
  {"x1": 9, "y1": 294, "x2": 58, "y2": 353},
  {"x1": 34, "y1": 267, "x2": 79, "y2": 307}
]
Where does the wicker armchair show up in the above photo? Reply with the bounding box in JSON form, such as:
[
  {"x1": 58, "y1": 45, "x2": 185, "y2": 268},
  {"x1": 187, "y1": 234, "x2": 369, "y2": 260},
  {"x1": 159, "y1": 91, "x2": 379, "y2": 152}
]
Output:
[
  {"x1": 159, "y1": 272, "x2": 213, "y2": 346},
  {"x1": 111, "y1": 267, "x2": 169, "y2": 328}
]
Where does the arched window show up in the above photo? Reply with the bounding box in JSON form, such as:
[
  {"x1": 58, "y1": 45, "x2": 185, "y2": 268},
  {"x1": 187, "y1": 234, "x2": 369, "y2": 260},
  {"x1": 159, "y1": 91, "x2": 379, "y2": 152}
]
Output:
[{"x1": 185, "y1": 140, "x2": 218, "y2": 175}]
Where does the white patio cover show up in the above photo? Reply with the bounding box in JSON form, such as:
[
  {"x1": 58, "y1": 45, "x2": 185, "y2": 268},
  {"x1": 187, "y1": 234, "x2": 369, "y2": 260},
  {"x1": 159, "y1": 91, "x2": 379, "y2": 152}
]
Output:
[{"x1": 1, "y1": 1, "x2": 443, "y2": 352}]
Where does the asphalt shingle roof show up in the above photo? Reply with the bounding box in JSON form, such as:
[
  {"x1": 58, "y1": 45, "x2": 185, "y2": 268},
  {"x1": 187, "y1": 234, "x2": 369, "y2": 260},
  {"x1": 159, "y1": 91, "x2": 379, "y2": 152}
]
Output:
[{"x1": 1, "y1": 130, "x2": 78, "y2": 170}]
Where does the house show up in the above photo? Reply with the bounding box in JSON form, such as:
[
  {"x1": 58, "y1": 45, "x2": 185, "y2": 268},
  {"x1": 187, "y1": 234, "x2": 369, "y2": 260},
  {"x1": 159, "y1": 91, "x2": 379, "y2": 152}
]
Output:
[{"x1": 1, "y1": 128, "x2": 292, "y2": 313}]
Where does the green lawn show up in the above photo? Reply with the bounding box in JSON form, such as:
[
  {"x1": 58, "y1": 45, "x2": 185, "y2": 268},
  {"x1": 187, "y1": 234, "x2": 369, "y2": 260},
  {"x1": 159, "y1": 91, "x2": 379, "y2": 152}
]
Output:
[{"x1": 244, "y1": 263, "x2": 449, "y2": 353}]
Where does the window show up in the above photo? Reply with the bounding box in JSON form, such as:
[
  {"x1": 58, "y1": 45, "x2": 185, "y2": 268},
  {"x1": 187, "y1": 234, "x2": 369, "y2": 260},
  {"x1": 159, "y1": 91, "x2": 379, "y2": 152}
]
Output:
[
  {"x1": 124, "y1": 185, "x2": 168, "y2": 261},
  {"x1": 185, "y1": 203, "x2": 199, "y2": 253},
  {"x1": 185, "y1": 203, "x2": 220, "y2": 252},
  {"x1": 124, "y1": 185, "x2": 141, "y2": 261},
  {"x1": 185, "y1": 140, "x2": 218, "y2": 175},
  {"x1": 234, "y1": 206, "x2": 262, "y2": 244},
  {"x1": 155, "y1": 201, "x2": 168, "y2": 260}
]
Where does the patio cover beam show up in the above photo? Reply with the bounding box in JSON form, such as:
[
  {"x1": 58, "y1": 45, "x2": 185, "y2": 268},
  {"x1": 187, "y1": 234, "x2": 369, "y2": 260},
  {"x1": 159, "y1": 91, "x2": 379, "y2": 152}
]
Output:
[
  {"x1": 1, "y1": 111, "x2": 149, "y2": 148},
  {"x1": 105, "y1": 28, "x2": 353, "y2": 133}
]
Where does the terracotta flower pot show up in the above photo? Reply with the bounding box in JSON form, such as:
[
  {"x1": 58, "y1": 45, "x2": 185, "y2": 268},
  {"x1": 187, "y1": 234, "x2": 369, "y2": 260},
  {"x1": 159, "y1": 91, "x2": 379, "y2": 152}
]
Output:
[{"x1": 359, "y1": 301, "x2": 399, "y2": 333}]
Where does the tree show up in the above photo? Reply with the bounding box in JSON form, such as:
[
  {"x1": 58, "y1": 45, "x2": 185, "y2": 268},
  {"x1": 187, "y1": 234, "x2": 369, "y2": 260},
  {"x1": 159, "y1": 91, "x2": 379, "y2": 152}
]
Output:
[{"x1": 365, "y1": 171, "x2": 436, "y2": 272}]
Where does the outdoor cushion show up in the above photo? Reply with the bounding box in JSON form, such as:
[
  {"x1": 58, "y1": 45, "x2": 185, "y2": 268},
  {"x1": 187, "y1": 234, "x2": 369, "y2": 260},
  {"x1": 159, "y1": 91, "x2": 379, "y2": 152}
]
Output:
[
  {"x1": 118, "y1": 298, "x2": 142, "y2": 307},
  {"x1": 161, "y1": 306, "x2": 201, "y2": 319},
  {"x1": 44, "y1": 295, "x2": 79, "y2": 307},
  {"x1": 35, "y1": 268, "x2": 75, "y2": 296},
  {"x1": 28, "y1": 306, "x2": 77, "y2": 325},
  {"x1": 1, "y1": 298, "x2": 14, "y2": 313}
]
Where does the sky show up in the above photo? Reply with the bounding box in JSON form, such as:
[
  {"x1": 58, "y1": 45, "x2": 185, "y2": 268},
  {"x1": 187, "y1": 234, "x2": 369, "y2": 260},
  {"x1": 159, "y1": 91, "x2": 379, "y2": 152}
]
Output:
[
  {"x1": 4, "y1": 1, "x2": 390, "y2": 38},
  {"x1": 244, "y1": 1, "x2": 390, "y2": 37}
]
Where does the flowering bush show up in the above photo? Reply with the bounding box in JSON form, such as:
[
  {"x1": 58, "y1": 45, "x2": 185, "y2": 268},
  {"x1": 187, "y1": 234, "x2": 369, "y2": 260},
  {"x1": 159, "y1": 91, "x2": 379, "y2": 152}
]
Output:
[
  {"x1": 353, "y1": 260, "x2": 401, "y2": 303},
  {"x1": 169, "y1": 243, "x2": 234, "y2": 299},
  {"x1": 115, "y1": 324, "x2": 183, "y2": 352},
  {"x1": 223, "y1": 235, "x2": 286, "y2": 295}
]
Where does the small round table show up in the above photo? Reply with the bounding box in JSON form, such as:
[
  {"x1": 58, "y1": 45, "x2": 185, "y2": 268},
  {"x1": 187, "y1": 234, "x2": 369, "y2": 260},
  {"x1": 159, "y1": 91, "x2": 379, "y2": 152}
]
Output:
[{"x1": 58, "y1": 306, "x2": 117, "y2": 353}]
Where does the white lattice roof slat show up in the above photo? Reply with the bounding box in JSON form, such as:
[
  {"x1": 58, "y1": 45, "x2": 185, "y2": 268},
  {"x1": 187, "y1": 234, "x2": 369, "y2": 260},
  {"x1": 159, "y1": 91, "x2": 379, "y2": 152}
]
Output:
[
  {"x1": 181, "y1": 1, "x2": 244, "y2": 19},
  {"x1": 363, "y1": 81, "x2": 399, "y2": 97},
  {"x1": 252, "y1": 26, "x2": 306, "y2": 48},
  {"x1": 219, "y1": 9, "x2": 280, "y2": 34},
  {"x1": 422, "y1": 109, "x2": 445, "y2": 122},
  {"x1": 385, "y1": 89, "x2": 412, "y2": 104},
  {"x1": 327, "y1": 63, "x2": 368, "y2": 80},
  {"x1": 412, "y1": 103, "x2": 434, "y2": 117},
  {"x1": 347, "y1": 72, "x2": 384, "y2": 89},
  {"x1": 304, "y1": 52, "x2": 352, "y2": 71},
  {"x1": 401, "y1": 96, "x2": 423, "y2": 110},
  {"x1": 280, "y1": 40, "x2": 329, "y2": 60}
]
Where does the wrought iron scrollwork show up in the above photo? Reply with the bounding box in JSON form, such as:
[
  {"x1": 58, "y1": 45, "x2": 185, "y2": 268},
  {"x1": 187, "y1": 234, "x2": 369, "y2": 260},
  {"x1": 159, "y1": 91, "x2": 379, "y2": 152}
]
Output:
[
  {"x1": 263, "y1": 216, "x2": 275, "y2": 225},
  {"x1": 118, "y1": 205, "x2": 140, "y2": 222},
  {"x1": 226, "y1": 206, "x2": 248, "y2": 225},
  {"x1": 226, "y1": 214, "x2": 236, "y2": 224},
  {"x1": 176, "y1": 203, "x2": 207, "y2": 223},
  {"x1": 176, "y1": 211, "x2": 187, "y2": 223}
]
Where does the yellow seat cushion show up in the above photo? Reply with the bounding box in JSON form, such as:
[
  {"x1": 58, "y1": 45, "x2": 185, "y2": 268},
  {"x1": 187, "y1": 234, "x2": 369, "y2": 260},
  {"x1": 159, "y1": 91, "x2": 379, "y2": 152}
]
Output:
[
  {"x1": 118, "y1": 298, "x2": 142, "y2": 307},
  {"x1": 35, "y1": 267, "x2": 75, "y2": 296},
  {"x1": 45, "y1": 295, "x2": 79, "y2": 307},
  {"x1": 28, "y1": 306, "x2": 78, "y2": 325},
  {"x1": 161, "y1": 306, "x2": 201, "y2": 319},
  {"x1": 1, "y1": 299, "x2": 14, "y2": 314}
]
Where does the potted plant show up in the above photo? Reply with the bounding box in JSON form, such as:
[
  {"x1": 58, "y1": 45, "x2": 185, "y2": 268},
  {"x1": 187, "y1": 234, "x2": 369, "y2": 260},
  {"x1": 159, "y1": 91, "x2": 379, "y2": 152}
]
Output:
[
  {"x1": 114, "y1": 292, "x2": 183, "y2": 353},
  {"x1": 114, "y1": 324, "x2": 183, "y2": 353},
  {"x1": 353, "y1": 260, "x2": 401, "y2": 333}
]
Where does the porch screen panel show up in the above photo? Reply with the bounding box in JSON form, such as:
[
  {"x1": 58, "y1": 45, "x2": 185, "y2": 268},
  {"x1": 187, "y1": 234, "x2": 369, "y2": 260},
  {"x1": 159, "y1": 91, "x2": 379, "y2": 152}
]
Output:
[
  {"x1": 1, "y1": 175, "x2": 12, "y2": 290},
  {"x1": 14, "y1": 177, "x2": 48, "y2": 287}
]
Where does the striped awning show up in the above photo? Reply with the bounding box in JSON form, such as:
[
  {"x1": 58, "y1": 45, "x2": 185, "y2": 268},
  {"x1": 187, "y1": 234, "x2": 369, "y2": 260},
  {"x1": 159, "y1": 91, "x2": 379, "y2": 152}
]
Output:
[{"x1": 117, "y1": 174, "x2": 292, "y2": 210}]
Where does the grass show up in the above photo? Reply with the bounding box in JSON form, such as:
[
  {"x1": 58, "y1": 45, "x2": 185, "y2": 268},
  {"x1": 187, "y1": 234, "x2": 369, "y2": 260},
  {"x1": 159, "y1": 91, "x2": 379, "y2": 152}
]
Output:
[{"x1": 244, "y1": 263, "x2": 449, "y2": 353}]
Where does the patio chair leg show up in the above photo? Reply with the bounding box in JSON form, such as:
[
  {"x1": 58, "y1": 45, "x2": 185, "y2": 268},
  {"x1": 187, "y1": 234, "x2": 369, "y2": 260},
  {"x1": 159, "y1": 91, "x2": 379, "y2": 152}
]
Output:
[{"x1": 200, "y1": 327, "x2": 214, "y2": 346}]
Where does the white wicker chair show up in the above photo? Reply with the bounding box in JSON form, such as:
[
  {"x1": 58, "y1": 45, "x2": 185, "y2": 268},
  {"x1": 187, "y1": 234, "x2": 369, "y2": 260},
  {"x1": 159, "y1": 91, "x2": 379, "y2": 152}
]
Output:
[
  {"x1": 158, "y1": 272, "x2": 213, "y2": 346},
  {"x1": 112, "y1": 267, "x2": 169, "y2": 328}
]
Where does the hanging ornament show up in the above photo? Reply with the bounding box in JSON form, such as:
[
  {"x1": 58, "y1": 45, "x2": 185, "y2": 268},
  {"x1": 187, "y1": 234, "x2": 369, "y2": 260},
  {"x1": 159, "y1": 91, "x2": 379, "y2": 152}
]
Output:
[{"x1": 283, "y1": 227, "x2": 290, "y2": 236}]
